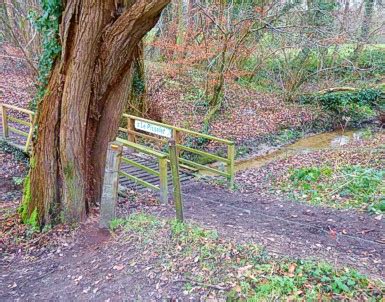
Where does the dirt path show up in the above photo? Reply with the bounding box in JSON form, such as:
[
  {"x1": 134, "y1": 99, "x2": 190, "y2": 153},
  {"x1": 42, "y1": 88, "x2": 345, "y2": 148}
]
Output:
[
  {"x1": 1, "y1": 176, "x2": 384, "y2": 300},
  {"x1": 2, "y1": 180, "x2": 384, "y2": 301},
  {"x1": 150, "y1": 182, "x2": 385, "y2": 279},
  {"x1": 1, "y1": 221, "x2": 182, "y2": 301}
]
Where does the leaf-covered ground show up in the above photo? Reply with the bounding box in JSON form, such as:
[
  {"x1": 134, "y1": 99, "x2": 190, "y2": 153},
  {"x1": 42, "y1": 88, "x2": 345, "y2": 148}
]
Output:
[
  {"x1": 236, "y1": 129, "x2": 385, "y2": 213},
  {"x1": 109, "y1": 213, "x2": 384, "y2": 300},
  {"x1": 0, "y1": 43, "x2": 328, "y2": 146},
  {"x1": 146, "y1": 62, "x2": 329, "y2": 142},
  {"x1": 0, "y1": 45, "x2": 35, "y2": 109},
  {"x1": 1, "y1": 211, "x2": 384, "y2": 301}
]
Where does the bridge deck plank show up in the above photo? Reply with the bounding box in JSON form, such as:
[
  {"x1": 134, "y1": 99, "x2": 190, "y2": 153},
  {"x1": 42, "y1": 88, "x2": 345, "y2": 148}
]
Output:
[{"x1": 119, "y1": 151, "x2": 195, "y2": 194}]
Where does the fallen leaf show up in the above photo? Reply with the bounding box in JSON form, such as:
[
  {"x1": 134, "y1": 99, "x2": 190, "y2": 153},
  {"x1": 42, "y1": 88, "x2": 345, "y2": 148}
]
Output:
[{"x1": 113, "y1": 264, "x2": 125, "y2": 271}]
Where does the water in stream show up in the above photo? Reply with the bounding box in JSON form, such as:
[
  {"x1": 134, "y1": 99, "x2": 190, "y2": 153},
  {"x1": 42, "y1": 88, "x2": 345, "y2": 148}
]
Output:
[{"x1": 235, "y1": 130, "x2": 358, "y2": 172}]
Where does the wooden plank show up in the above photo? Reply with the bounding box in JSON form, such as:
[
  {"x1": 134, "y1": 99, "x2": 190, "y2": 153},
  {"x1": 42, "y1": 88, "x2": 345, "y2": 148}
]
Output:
[
  {"x1": 1, "y1": 103, "x2": 34, "y2": 115},
  {"x1": 123, "y1": 114, "x2": 233, "y2": 145},
  {"x1": 1, "y1": 104, "x2": 8, "y2": 137},
  {"x1": 127, "y1": 116, "x2": 136, "y2": 143},
  {"x1": 120, "y1": 175, "x2": 159, "y2": 187},
  {"x1": 121, "y1": 157, "x2": 160, "y2": 176},
  {"x1": 169, "y1": 139, "x2": 183, "y2": 222},
  {"x1": 125, "y1": 173, "x2": 159, "y2": 183},
  {"x1": 176, "y1": 144, "x2": 229, "y2": 163},
  {"x1": 127, "y1": 129, "x2": 168, "y2": 144},
  {"x1": 8, "y1": 126, "x2": 29, "y2": 137},
  {"x1": 7, "y1": 116, "x2": 32, "y2": 127},
  {"x1": 116, "y1": 138, "x2": 167, "y2": 158},
  {"x1": 173, "y1": 128, "x2": 182, "y2": 156},
  {"x1": 227, "y1": 143, "x2": 235, "y2": 189},
  {"x1": 100, "y1": 143, "x2": 122, "y2": 229},
  {"x1": 159, "y1": 158, "x2": 168, "y2": 204},
  {"x1": 178, "y1": 157, "x2": 229, "y2": 177},
  {"x1": 119, "y1": 171, "x2": 160, "y2": 191},
  {"x1": 24, "y1": 113, "x2": 34, "y2": 153},
  {"x1": 120, "y1": 166, "x2": 159, "y2": 178},
  {"x1": 119, "y1": 179, "x2": 159, "y2": 191}
]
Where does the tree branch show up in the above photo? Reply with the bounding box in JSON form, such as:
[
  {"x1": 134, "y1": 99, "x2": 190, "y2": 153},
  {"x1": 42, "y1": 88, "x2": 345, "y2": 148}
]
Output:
[{"x1": 94, "y1": 0, "x2": 170, "y2": 99}]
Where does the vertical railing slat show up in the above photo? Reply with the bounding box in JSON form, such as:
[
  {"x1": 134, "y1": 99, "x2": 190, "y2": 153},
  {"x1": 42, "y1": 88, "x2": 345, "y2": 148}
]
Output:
[
  {"x1": 1, "y1": 104, "x2": 8, "y2": 138},
  {"x1": 24, "y1": 113, "x2": 34, "y2": 152},
  {"x1": 227, "y1": 143, "x2": 235, "y2": 189},
  {"x1": 159, "y1": 157, "x2": 168, "y2": 204}
]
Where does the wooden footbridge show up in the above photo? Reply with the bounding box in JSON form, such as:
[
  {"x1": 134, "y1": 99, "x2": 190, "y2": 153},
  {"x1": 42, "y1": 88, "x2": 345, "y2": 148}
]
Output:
[
  {"x1": 118, "y1": 148, "x2": 195, "y2": 195},
  {"x1": 0, "y1": 104, "x2": 235, "y2": 203}
]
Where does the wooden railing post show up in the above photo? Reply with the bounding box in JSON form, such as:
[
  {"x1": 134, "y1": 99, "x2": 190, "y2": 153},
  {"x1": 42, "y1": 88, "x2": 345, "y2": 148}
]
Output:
[
  {"x1": 126, "y1": 116, "x2": 136, "y2": 154},
  {"x1": 127, "y1": 116, "x2": 136, "y2": 143},
  {"x1": 227, "y1": 143, "x2": 235, "y2": 189},
  {"x1": 24, "y1": 113, "x2": 34, "y2": 152},
  {"x1": 169, "y1": 139, "x2": 184, "y2": 222},
  {"x1": 173, "y1": 128, "x2": 182, "y2": 157},
  {"x1": 159, "y1": 157, "x2": 168, "y2": 204},
  {"x1": 100, "y1": 143, "x2": 122, "y2": 229},
  {"x1": 1, "y1": 104, "x2": 8, "y2": 138}
]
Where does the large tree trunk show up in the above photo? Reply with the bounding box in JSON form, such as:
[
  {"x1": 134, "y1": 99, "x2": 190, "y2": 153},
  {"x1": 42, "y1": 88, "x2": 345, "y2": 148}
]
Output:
[{"x1": 24, "y1": 0, "x2": 170, "y2": 226}]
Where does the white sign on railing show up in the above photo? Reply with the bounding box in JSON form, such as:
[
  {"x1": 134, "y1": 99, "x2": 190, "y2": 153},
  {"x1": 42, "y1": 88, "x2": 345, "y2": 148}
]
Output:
[{"x1": 135, "y1": 120, "x2": 172, "y2": 138}]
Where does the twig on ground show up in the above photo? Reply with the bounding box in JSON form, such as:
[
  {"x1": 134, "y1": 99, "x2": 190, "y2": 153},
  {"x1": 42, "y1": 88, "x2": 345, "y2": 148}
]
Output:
[{"x1": 174, "y1": 278, "x2": 229, "y2": 291}]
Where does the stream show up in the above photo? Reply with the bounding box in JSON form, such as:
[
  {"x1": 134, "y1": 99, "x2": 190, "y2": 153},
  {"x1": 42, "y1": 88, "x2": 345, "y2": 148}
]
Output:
[{"x1": 235, "y1": 130, "x2": 358, "y2": 171}]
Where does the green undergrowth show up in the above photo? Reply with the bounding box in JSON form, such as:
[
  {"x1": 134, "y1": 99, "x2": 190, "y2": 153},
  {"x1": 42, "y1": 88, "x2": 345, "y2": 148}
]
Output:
[
  {"x1": 300, "y1": 88, "x2": 383, "y2": 125},
  {"x1": 240, "y1": 45, "x2": 385, "y2": 92},
  {"x1": 111, "y1": 212, "x2": 384, "y2": 300},
  {"x1": 279, "y1": 165, "x2": 385, "y2": 213}
]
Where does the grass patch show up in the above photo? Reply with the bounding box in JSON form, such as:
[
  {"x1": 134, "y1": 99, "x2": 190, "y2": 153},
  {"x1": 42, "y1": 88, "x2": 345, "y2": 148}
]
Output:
[
  {"x1": 110, "y1": 212, "x2": 162, "y2": 240},
  {"x1": 113, "y1": 213, "x2": 384, "y2": 299},
  {"x1": 279, "y1": 165, "x2": 385, "y2": 213}
]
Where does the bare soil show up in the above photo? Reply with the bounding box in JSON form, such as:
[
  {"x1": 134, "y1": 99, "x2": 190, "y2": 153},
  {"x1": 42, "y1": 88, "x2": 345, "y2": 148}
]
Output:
[
  {"x1": 1, "y1": 173, "x2": 384, "y2": 300},
  {"x1": 178, "y1": 182, "x2": 385, "y2": 279}
]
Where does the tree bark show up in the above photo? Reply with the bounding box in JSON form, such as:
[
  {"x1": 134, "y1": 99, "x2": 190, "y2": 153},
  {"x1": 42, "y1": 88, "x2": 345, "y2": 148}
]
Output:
[{"x1": 25, "y1": 0, "x2": 170, "y2": 226}]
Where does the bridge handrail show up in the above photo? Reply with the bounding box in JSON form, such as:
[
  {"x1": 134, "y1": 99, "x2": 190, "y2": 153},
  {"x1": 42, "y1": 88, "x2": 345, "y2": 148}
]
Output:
[
  {"x1": 114, "y1": 138, "x2": 168, "y2": 203},
  {"x1": 116, "y1": 137, "x2": 167, "y2": 159},
  {"x1": 1, "y1": 103, "x2": 35, "y2": 115},
  {"x1": 0, "y1": 103, "x2": 35, "y2": 153},
  {"x1": 120, "y1": 114, "x2": 235, "y2": 188},
  {"x1": 123, "y1": 114, "x2": 234, "y2": 145}
]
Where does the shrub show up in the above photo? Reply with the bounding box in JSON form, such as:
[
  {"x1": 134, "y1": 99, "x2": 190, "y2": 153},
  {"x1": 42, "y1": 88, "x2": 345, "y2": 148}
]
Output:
[{"x1": 300, "y1": 88, "x2": 383, "y2": 124}]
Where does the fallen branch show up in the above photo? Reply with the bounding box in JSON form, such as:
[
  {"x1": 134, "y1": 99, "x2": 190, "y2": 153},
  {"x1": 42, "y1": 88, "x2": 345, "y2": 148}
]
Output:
[
  {"x1": 318, "y1": 87, "x2": 358, "y2": 94},
  {"x1": 174, "y1": 278, "x2": 229, "y2": 291}
]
